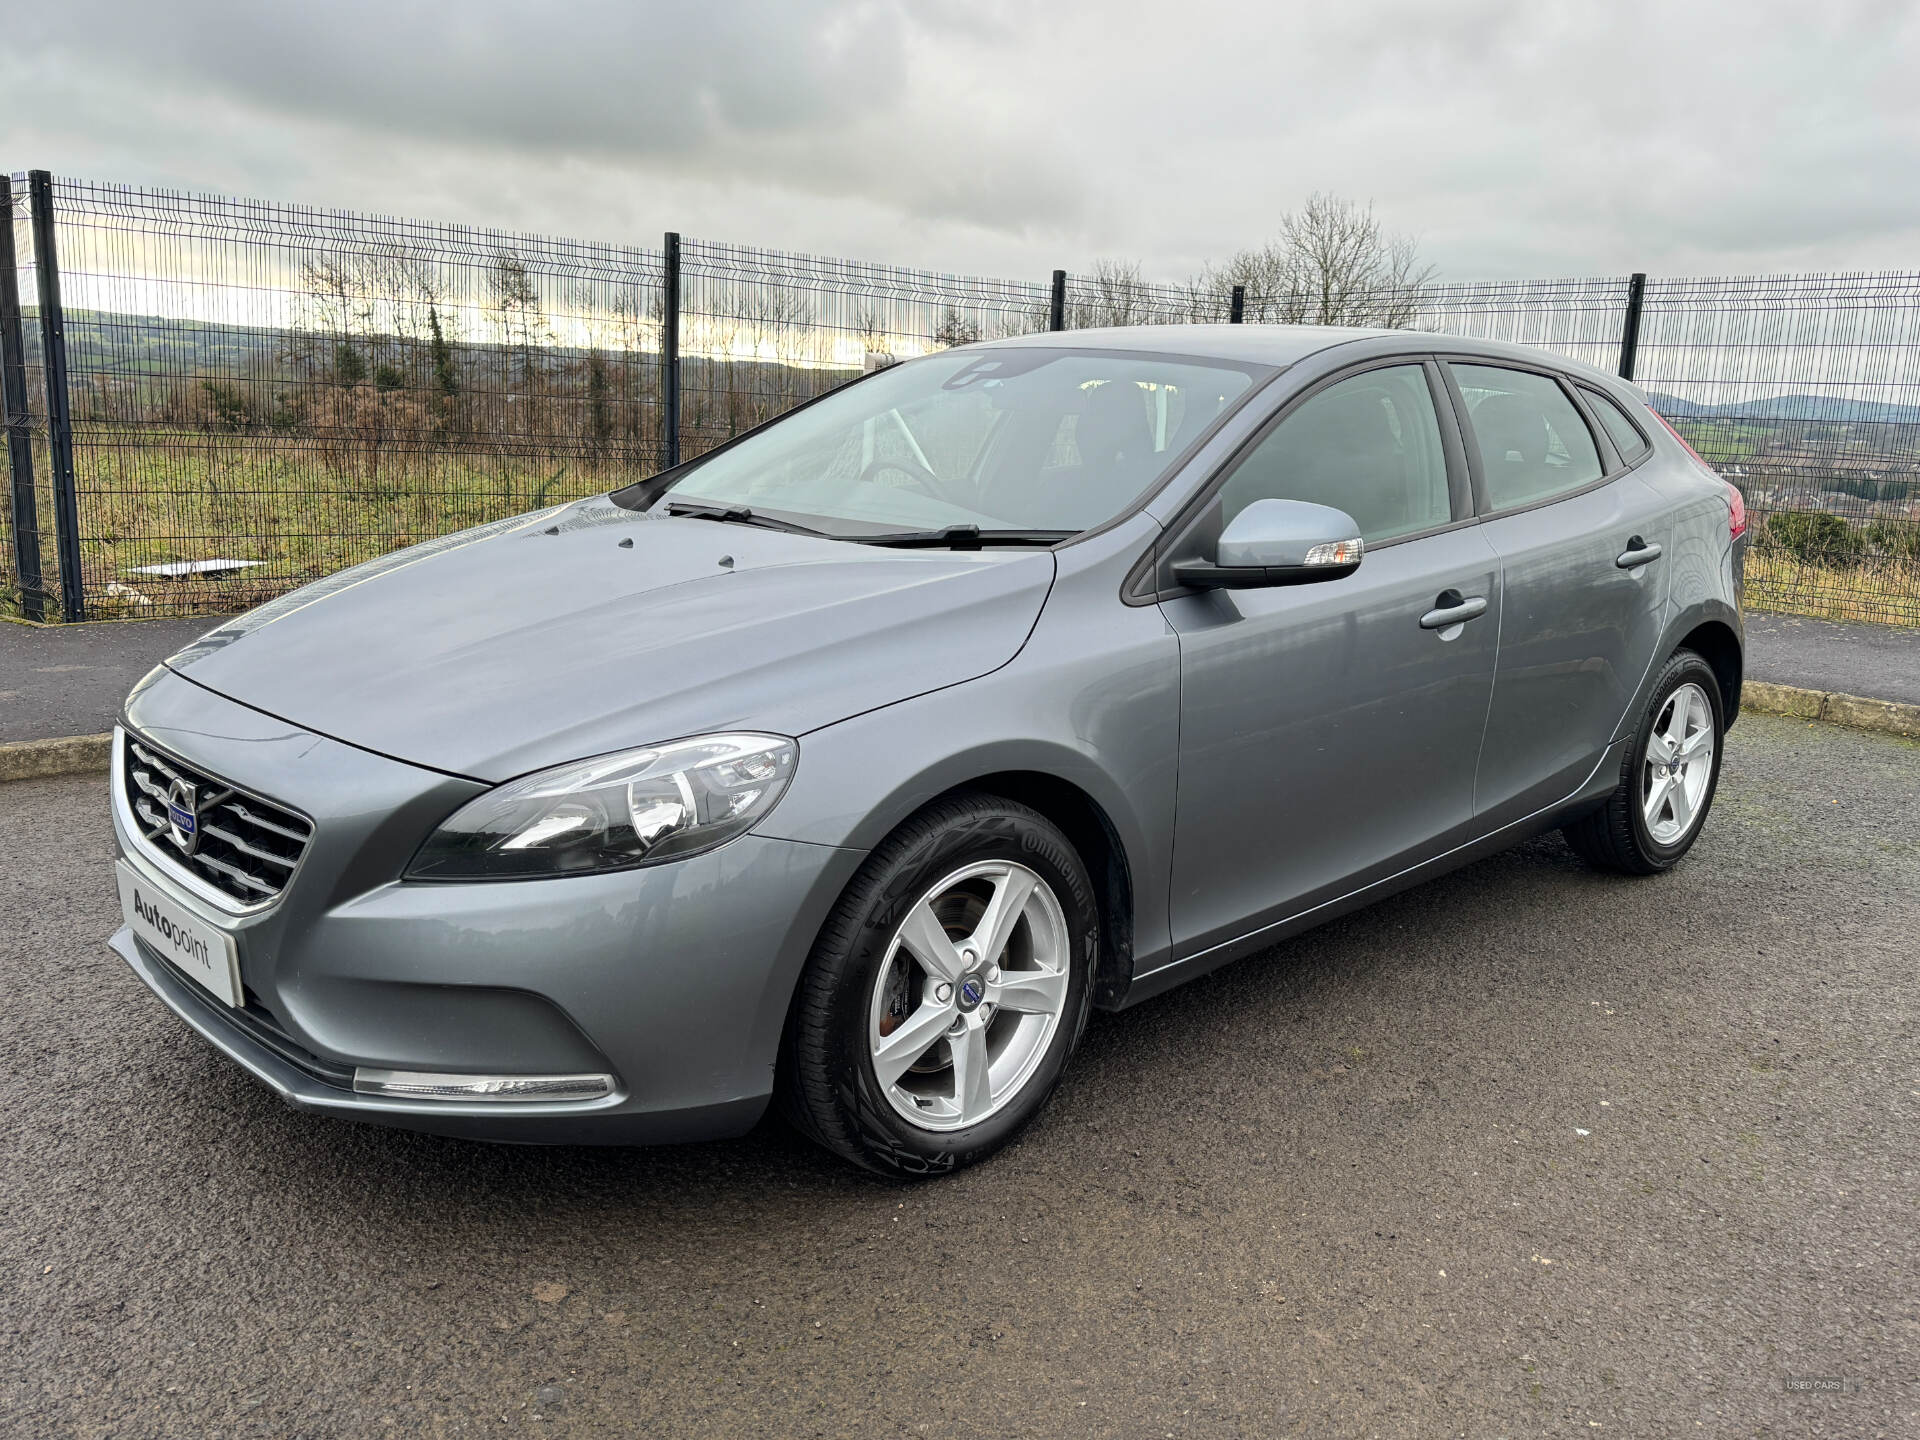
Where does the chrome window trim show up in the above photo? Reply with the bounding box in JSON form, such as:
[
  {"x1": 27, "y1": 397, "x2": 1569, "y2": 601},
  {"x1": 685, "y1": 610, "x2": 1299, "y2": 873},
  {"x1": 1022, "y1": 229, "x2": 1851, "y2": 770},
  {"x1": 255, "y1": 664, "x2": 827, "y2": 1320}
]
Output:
[{"x1": 112, "y1": 725, "x2": 310, "y2": 918}]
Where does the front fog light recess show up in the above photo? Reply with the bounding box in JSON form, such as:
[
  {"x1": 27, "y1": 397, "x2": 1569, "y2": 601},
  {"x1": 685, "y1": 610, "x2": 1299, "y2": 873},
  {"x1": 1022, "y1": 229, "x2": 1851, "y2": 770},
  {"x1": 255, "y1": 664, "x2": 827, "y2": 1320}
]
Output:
[
  {"x1": 407, "y1": 732, "x2": 796, "y2": 880},
  {"x1": 353, "y1": 1069, "x2": 616, "y2": 1103}
]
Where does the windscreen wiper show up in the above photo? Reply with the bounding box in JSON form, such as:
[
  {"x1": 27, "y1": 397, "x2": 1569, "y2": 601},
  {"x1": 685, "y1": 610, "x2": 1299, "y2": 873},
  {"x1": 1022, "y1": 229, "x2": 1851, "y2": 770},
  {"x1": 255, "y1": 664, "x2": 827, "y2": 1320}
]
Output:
[
  {"x1": 662, "y1": 502, "x2": 829, "y2": 538},
  {"x1": 856, "y1": 525, "x2": 1072, "y2": 550}
]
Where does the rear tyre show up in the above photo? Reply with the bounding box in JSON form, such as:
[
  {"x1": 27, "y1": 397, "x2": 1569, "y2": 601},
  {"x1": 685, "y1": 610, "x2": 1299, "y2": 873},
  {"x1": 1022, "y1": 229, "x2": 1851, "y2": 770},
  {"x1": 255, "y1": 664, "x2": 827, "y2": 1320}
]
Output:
[
  {"x1": 1563, "y1": 648, "x2": 1725, "y2": 875},
  {"x1": 779, "y1": 793, "x2": 1097, "y2": 1178}
]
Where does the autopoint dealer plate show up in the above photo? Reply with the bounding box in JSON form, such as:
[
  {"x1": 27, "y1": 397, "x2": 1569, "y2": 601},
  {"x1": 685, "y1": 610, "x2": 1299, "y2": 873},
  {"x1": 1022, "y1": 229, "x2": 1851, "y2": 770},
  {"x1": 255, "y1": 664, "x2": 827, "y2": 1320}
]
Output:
[{"x1": 116, "y1": 859, "x2": 243, "y2": 1007}]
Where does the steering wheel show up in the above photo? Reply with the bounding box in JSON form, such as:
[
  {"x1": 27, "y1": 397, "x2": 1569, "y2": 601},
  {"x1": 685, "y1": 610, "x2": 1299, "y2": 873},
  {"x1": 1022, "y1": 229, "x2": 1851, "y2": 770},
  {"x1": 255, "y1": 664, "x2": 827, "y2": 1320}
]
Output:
[{"x1": 856, "y1": 454, "x2": 947, "y2": 502}]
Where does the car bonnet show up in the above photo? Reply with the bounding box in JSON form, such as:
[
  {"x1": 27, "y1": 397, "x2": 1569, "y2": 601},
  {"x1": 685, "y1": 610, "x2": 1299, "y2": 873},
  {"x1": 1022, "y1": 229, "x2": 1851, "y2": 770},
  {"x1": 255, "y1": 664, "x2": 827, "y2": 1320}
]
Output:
[{"x1": 163, "y1": 497, "x2": 1056, "y2": 782}]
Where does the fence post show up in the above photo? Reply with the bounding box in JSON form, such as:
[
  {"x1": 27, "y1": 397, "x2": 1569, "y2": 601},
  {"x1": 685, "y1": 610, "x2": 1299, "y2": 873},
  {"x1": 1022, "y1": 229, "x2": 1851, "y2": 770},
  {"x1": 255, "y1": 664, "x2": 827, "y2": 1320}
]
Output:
[
  {"x1": 662, "y1": 231, "x2": 682, "y2": 471},
  {"x1": 1, "y1": 175, "x2": 45, "y2": 621},
  {"x1": 1049, "y1": 270, "x2": 1066, "y2": 332},
  {"x1": 1229, "y1": 285, "x2": 1246, "y2": 324},
  {"x1": 1617, "y1": 271, "x2": 1647, "y2": 382},
  {"x1": 27, "y1": 172, "x2": 82, "y2": 621}
]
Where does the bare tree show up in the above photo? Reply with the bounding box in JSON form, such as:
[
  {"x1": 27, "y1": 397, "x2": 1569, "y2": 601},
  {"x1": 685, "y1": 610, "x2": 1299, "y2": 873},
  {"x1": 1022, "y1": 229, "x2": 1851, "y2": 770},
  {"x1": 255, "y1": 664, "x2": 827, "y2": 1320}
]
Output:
[
  {"x1": 1071, "y1": 258, "x2": 1155, "y2": 328},
  {"x1": 992, "y1": 302, "x2": 1051, "y2": 339},
  {"x1": 1203, "y1": 193, "x2": 1435, "y2": 328},
  {"x1": 488, "y1": 254, "x2": 549, "y2": 429}
]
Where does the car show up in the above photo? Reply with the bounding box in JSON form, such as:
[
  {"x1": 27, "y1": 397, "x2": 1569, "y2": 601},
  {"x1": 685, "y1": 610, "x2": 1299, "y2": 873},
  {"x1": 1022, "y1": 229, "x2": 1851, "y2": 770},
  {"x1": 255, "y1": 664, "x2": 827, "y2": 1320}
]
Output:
[{"x1": 109, "y1": 324, "x2": 1747, "y2": 1177}]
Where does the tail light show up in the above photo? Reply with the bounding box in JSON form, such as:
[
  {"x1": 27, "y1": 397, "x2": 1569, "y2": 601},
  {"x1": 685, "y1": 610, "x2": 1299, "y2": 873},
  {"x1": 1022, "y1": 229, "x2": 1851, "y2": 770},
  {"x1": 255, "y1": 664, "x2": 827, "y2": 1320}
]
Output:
[{"x1": 1652, "y1": 410, "x2": 1746, "y2": 541}]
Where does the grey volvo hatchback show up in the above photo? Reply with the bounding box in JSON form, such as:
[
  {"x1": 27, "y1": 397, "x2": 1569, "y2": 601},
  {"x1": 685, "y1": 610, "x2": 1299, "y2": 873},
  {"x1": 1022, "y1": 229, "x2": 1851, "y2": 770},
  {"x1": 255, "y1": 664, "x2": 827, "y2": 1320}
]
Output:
[{"x1": 110, "y1": 325, "x2": 1746, "y2": 1176}]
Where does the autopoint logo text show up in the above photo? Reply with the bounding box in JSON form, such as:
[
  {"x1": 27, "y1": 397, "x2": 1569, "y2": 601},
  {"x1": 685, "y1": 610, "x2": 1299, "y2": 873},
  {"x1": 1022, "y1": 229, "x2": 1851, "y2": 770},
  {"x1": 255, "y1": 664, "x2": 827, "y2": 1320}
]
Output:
[{"x1": 134, "y1": 888, "x2": 212, "y2": 971}]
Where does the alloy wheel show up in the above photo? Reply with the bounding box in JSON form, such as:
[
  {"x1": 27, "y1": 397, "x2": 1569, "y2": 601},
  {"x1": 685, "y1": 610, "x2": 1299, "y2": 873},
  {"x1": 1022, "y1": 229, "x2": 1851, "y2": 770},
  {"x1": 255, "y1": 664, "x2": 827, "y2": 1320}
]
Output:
[
  {"x1": 867, "y1": 860, "x2": 1071, "y2": 1132},
  {"x1": 1642, "y1": 681, "x2": 1715, "y2": 846}
]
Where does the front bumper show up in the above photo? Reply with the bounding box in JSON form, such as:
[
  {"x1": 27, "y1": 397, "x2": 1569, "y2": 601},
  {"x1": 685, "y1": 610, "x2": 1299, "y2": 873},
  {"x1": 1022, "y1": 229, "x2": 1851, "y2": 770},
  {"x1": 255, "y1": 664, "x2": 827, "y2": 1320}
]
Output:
[{"x1": 111, "y1": 667, "x2": 864, "y2": 1144}]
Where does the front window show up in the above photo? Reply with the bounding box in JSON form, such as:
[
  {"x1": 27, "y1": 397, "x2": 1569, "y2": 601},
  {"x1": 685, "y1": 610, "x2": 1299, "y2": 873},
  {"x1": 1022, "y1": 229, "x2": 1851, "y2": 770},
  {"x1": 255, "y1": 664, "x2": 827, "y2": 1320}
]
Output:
[
  {"x1": 641, "y1": 349, "x2": 1263, "y2": 538},
  {"x1": 1218, "y1": 363, "x2": 1454, "y2": 544}
]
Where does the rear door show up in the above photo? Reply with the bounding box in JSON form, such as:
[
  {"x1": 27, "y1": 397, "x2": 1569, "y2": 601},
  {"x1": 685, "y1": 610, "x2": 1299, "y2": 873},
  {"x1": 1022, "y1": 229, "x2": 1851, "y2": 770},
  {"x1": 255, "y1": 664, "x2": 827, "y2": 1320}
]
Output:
[
  {"x1": 1445, "y1": 360, "x2": 1671, "y2": 826},
  {"x1": 1159, "y1": 359, "x2": 1502, "y2": 961}
]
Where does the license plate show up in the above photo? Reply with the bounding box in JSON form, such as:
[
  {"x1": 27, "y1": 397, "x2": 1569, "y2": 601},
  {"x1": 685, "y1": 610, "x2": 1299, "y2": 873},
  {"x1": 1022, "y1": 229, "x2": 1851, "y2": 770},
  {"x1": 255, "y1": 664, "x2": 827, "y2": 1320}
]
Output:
[{"x1": 116, "y1": 860, "x2": 243, "y2": 1007}]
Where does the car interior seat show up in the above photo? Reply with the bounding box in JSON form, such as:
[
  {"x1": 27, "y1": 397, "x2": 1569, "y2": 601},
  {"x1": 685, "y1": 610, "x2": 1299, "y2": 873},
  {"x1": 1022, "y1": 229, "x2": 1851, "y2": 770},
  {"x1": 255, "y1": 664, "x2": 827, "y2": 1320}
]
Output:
[
  {"x1": 1469, "y1": 392, "x2": 1550, "y2": 504},
  {"x1": 988, "y1": 379, "x2": 1160, "y2": 530}
]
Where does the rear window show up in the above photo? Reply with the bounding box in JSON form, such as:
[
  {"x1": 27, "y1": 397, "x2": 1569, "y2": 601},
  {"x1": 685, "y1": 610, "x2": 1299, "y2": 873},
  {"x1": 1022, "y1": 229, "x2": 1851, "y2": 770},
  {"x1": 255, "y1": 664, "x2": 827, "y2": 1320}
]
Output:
[
  {"x1": 1581, "y1": 386, "x2": 1652, "y2": 463},
  {"x1": 1452, "y1": 364, "x2": 1605, "y2": 511}
]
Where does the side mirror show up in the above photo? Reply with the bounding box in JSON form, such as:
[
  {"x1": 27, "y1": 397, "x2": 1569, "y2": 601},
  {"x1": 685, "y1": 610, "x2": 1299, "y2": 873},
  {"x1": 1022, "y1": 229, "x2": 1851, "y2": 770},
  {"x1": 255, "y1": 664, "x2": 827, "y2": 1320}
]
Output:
[{"x1": 1172, "y1": 498, "x2": 1365, "y2": 590}]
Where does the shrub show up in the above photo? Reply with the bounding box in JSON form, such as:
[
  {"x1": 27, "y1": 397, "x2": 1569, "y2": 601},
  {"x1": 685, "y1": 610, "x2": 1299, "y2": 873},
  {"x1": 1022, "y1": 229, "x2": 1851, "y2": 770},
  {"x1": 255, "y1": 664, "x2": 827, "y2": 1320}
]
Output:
[
  {"x1": 1765, "y1": 510, "x2": 1862, "y2": 566},
  {"x1": 197, "y1": 379, "x2": 256, "y2": 432},
  {"x1": 334, "y1": 343, "x2": 367, "y2": 387},
  {"x1": 1864, "y1": 519, "x2": 1920, "y2": 563},
  {"x1": 266, "y1": 393, "x2": 309, "y2": 435}
]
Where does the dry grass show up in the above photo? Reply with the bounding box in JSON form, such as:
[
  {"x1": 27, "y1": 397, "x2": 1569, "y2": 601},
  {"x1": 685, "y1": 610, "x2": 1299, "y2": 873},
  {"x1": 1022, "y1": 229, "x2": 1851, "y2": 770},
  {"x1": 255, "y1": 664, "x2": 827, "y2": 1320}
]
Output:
[
  {"x1": 3, "y1": 430, "x2": 642, "y2": 620},
  {"x1": 1743, "y1": 546, "x2": 1920, "y2": 628}
]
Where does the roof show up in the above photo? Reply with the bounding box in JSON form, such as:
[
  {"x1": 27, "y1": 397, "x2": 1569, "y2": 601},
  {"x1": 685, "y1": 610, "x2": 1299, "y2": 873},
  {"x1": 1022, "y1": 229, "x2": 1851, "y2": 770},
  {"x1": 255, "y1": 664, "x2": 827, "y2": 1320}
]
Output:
[
  {"x1": 979, "y1": 323, "x2": 1395, "y2": 367},
  {"x1": 975, "y1": 323, "x2": 1630, "y2": 390}
]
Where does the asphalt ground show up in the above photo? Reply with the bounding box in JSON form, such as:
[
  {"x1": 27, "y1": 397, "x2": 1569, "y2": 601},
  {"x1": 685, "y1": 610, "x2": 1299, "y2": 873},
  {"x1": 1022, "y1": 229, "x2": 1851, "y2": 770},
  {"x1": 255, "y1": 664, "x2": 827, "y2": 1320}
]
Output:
[
  {"x1": 1743, "y1": 612, "x2": 1920, "y2": 707},
  {"x1": 0, "y1": 616, "x2": 224, "y2": 743},
  {"x1": 2, "y1": 712, "x2": 1916, "y2": 1438},
  {"x1": 5, "y1": 609, "x2": 1920, "y2": 744}
]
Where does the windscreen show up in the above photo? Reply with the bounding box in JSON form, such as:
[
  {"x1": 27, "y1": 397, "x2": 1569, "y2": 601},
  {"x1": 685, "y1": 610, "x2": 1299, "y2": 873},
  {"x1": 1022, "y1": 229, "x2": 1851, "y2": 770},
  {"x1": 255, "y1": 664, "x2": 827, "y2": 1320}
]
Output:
[{"x1": 653, "y1": 349, "x2": 1262, "y2": 536}]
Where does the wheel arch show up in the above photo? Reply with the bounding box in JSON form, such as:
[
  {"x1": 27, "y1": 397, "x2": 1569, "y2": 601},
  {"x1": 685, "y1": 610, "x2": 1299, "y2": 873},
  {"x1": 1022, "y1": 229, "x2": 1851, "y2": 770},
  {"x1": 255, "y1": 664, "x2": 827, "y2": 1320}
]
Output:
[
  {"x1": 928, "y1": 770, "x2": 1136, "y2": 1009},
  {"x1": 1676, "y1": 617, "x2": 1744, "y2": 730},
  {"x1": 1616, "y1": 598, "x2": 1744, "y2": 745},
  {"x1": 768, "y1": 735, "x2": 1151, "y2": 1012}
]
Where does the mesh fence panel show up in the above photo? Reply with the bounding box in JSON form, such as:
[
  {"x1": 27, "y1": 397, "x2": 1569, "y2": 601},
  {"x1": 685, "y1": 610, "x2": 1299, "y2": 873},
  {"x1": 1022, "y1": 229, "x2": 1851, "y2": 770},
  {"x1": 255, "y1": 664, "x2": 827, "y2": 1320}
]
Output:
[
  {"x1": 1408, "y1": 276, "x2": 1635, "y2": 373},
  {"x1": 3, "y1": 172, "x2": 1920, "y2": 628},
  {"x1": 1635, "y1": 273, "x2": 1920, "y2": 626},
  {"x1": 32, "y1": 177, "x2": 664, "y2": 618},
  {"x1": 1061, "y1": 272, "x2": 1234, "y2": 328},
  {"x1": 2, "y1": 173, "x2": 57, "y2": 620},
  {"x1": 678, "y1": 240, "x2": 1051, "y2": 461},
  {"x1": 0, "y1": 179, "x2": 26, "y2": 615}
]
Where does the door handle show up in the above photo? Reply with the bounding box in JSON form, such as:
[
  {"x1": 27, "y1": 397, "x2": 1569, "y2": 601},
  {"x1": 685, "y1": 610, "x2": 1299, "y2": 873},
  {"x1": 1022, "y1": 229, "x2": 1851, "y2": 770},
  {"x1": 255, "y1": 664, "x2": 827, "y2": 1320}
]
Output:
[
  {"x1": 1419, "y1": 590, "x2": 1489, "y2": 629},
  {"x1": 1616, "y1": 536, "x2": 1663, "y2": 569}
]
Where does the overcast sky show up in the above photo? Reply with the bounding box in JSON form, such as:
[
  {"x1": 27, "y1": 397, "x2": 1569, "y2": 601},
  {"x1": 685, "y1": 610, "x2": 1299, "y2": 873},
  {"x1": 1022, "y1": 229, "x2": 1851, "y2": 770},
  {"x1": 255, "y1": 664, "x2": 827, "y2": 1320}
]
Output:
[{"x1": 7, "y1": 0, "x2": 1919, "y2": 286}]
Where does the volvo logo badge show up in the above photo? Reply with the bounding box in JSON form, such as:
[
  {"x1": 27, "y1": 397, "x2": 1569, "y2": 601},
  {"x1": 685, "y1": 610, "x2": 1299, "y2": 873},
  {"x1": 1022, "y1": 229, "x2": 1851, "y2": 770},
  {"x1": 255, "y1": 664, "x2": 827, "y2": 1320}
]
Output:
[
  {"x1": 165, "y1": 777, "x2": 201, "y2": 855},
  {"x1": 957, "y1": 976, "x2": 985, "y2": 1011}
]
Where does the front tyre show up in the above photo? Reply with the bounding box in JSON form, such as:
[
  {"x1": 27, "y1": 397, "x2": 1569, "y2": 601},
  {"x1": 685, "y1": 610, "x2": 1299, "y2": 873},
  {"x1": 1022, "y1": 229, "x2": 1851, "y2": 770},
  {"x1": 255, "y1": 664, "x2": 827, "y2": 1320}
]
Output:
[
  {"x1": 779, "y1": 793, "x2": 1097, "y2": 1178},
  {"x1": 1564, "y1": 648, "x2": 1725, "y2": 875}
]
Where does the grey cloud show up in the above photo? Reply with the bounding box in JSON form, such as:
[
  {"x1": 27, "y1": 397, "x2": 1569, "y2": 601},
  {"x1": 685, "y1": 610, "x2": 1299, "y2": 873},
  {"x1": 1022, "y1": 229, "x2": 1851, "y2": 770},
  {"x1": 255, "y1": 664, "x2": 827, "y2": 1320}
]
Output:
[
  {"x1": 16, "y1": 0, "x2": 1097, "y2": 234},
  {"x1": 8, "y1": 0, "x2": 1920, "y2": 283},
  {"x1": 22, "y1": 1, "x2": 904, "y2": 151}
]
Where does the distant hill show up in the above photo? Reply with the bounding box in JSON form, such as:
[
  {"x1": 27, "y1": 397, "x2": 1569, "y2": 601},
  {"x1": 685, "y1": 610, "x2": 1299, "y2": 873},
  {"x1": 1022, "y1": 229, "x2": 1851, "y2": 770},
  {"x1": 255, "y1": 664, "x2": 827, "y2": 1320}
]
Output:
[{"x1": 1648, "y1": 391, "x2": 1920, "y2": 425}]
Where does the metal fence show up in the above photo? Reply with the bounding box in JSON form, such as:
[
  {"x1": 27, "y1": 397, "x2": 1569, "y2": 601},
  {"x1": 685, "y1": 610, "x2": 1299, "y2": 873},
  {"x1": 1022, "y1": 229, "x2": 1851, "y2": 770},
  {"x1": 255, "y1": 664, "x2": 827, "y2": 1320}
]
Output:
[
  {"x1": 5, "y1": 169, "x2": 1920, "y2": 626},
  {"x1": 1633, "y1": 273, "x2": 1920, "y2": 625},
  {"x1": 676, "y1": 239, "x2": 1052, "y2": 462},
  {"x1": 3, "y1": 173, "x2": 665, "y2": 620}
]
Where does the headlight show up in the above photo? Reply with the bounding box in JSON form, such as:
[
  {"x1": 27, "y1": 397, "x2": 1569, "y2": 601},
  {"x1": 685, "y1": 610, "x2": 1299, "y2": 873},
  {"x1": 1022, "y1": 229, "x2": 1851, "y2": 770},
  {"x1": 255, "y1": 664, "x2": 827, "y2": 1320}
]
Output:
[{"x1": 407, "y1": 733, "x2": 796, "y2": 881}]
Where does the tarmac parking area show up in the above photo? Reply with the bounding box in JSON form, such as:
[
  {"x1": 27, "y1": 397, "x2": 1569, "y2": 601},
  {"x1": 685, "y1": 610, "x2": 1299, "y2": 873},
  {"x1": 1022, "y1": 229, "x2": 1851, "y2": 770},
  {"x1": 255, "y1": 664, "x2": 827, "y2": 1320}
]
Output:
[{"x1": 2, "y1": 711, "x2": 1915, "y2": 1438}]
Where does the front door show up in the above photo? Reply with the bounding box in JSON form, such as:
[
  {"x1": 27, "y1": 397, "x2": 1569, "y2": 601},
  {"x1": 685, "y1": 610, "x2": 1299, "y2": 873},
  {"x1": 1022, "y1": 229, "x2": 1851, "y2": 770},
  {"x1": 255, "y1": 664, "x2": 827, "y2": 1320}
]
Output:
[{"x1": 1160, "y1": 361, "x2": 1501, "y2": 962}]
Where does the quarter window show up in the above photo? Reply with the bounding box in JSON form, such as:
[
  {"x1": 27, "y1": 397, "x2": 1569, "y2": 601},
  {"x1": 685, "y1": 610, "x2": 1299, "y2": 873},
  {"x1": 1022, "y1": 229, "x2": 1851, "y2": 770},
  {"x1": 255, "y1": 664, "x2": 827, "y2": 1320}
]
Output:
[
  {"x1": 1580, "y1": 385, "x2": 1652, "y2": 464},
  {"x1": 1219, "y1": 364, "x2": 1453, "y2": 544},
  {"x1": 1453, "y1": 364, "x2": 1605, "y2": 511}
]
